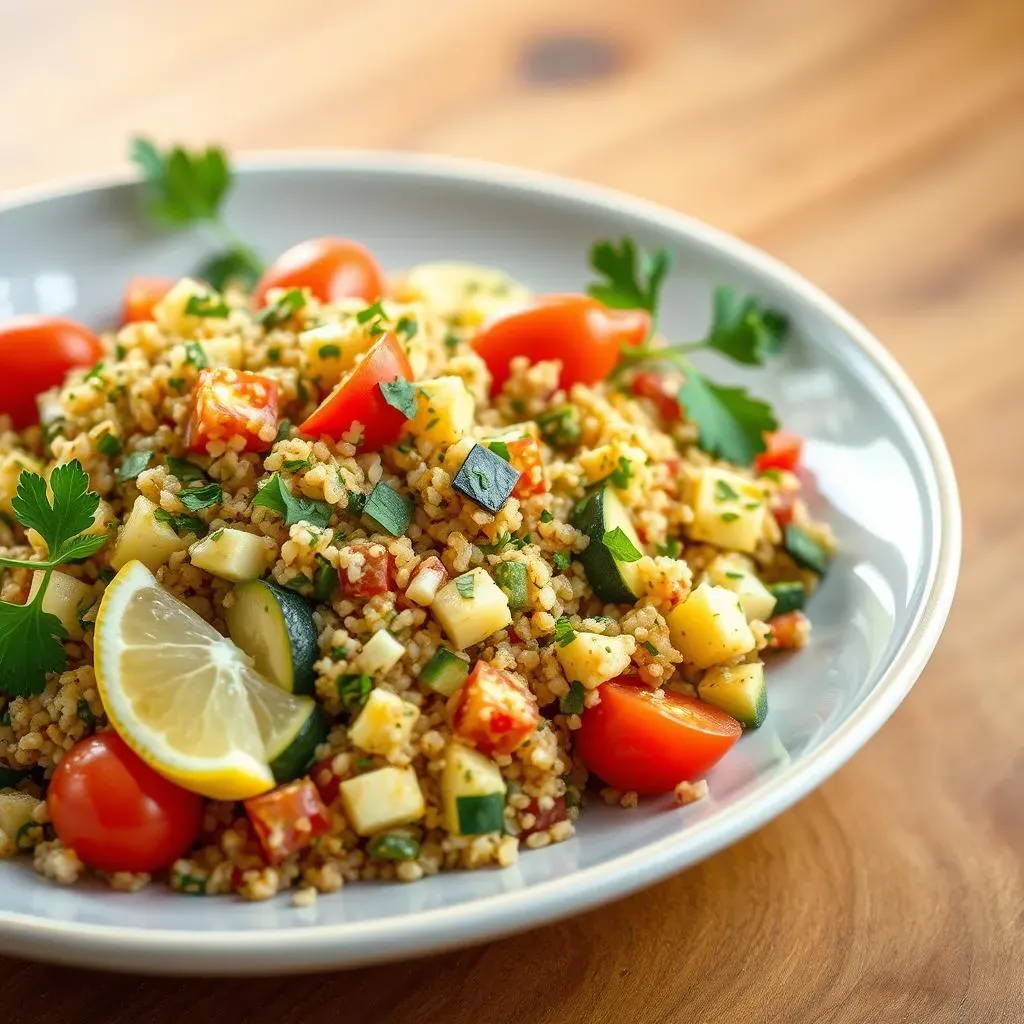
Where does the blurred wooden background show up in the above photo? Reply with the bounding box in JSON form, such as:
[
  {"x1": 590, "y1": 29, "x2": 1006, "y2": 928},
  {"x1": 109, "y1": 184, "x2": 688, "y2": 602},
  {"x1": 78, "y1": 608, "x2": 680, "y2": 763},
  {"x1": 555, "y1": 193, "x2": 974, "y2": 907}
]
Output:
[{"x1": 1, "y1": 0, "x2": 1022, "y2": 1020}]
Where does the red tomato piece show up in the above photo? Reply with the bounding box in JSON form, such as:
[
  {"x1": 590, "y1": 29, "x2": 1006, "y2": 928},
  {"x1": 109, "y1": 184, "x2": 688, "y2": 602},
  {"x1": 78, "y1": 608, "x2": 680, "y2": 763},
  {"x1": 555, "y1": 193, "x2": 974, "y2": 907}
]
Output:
[
  {"x1": 404, "y1": 555, "x2": 448, "y2": 598},
  {"x1": 340, "y1": 542, "x2": 393, "y2": 599},
  {"x1": 576, "y1": 679, "x2": 741, "y2": 795},
  {"x1": 47, "y1": 732, "x2": 203, "y2": 873},
  {"x1": 452, "y1": 662, "x2": 541, "y2": 757},
  {"x1": 771, "y1": 492, "x2": 796, "y2": 527},
  {"x1": 755, "y1": 430, "x2": 804, "y2": 473},
  {"x1": 472, "y1": 295, "x2": 651, "y2": 395},
  {"x1": 631, "y1": 370, "x2": 682, "y2": 423},
  {"x1": 520, "y1": 795, "x2": 568, "y2": 837},
  {"x1": 310, "y1": 756, "x2": 341, "y2": 806},
  {"x1": 122, "y1": 276, "x2": 175, "y2": 324},
  {"x1": 0, "y1": 316, "x2": 104, "y2": 428},
  {"x1": 300, "y1": 332, "x2": 413, "y2": 449},
  {"x1": 504, "y1": 435, "x2": 548, "y2": 498},
  {"x1": 254, "y1": 237, "x2": 384, "y2": 307},
  {"x1": 766, "y1": 611, "x2": 809, "y2": 650},
  {"x1": 243, "y1": 779, "x2": 332, "y2": 865},
  {"x1": 186, "y1": 367, "x2": 279, "y2": 454}
]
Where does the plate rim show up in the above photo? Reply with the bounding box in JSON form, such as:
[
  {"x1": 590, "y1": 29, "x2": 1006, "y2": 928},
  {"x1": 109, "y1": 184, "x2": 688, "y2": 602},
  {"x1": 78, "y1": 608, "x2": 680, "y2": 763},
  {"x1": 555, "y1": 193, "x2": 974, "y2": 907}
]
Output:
[{"x1": 0, "y1": 151, "x2": 962, "y2": 973}]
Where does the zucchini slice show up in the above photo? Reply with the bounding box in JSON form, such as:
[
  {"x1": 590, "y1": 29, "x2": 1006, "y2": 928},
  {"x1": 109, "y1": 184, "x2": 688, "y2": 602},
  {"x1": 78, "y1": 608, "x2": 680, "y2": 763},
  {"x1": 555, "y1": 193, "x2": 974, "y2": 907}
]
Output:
[
  {"x1": 266, "y1": 699, "x2": 328, "y2": 783},
  {"x1": 784, "y1": 525, "x2": 830, "y2": 575},
  {"x1": 226, "y1": 580, "x2": 318, "y2": 695},
  {"x1": 767, "y1": 581, "x2": 806, "y2": 614},
  {"x1": 493, "y1": 561, "x2": 528, "y2": 612},
  {"x1": 420, "y1": 647, "x2": 471, "y2": 696},
  {"x1": 442, "y1": 744, "x2": 506, "y2": 835},
  {"x1": 572, "y1": 484, "x2": 645, "y2": 603},
  {"x1": 698, "y1": 662, "x2": 768, "y2": 728}
]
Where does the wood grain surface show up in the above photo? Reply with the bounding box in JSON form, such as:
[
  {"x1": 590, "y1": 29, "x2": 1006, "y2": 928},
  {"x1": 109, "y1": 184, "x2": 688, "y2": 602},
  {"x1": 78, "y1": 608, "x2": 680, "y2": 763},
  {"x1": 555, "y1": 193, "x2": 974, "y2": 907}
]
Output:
[{"x1": 1, "y1": 0, "x2": 1022, "y2": 1020}]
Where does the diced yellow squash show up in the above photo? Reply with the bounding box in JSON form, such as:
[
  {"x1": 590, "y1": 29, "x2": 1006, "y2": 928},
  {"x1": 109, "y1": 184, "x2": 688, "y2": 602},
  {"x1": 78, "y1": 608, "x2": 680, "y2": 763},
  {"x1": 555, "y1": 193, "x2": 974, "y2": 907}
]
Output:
[
  {"x1": 355, "y1": 630, "x2": 406, "y2": 675},
  {"x1": 578, "y1": 441, "x2": 648, "y2": 487},
  {"x1": 348, "y1": 688, "x2": 420, "y2": 757},
  {"x1": 188, "y1": 528, "x2": 270, "y2": 582},
  {"x1": 299, "y1": 321, "x2": 371, "y2": 384},
  {"x1": 705, "y1": 555, "x2": 777, "y2": 622},
  {"x1": 408, "y1": 376, "x2": 475, "y2": 447},
  {"x1": 667, "y1": 582, "x2": 756, "y2": 668},
  {"x1": 431, "y1": 568, "x2": 511, "y2": 650},
  {"x1": 154, "y1": 278, "x2": 227, "y2": 336},
  {"x1": 556, "y1": 631, "x2": 635, "y2": 689},
  {"x1": 28, "y1": 571, "x2": 94, "y2": 641},
  {"x1": 405, "y1": 262, "x2": 531, "y2": 325},
  {"x1": 338, "y1": 766, "x2": 425, "y2": 836},
  {"x1": 0, "y1": 790, "x2": 40, "y2": 855},
  {"x1": 0, "y1": 451, "x2": 43, "y2": 516},
  {"x1": 201, "y1": 336, "x2": 244, "y2": 369},
  {"x1": 441, "y1": 744, "x2": 506, "y2": 835},
  {"x1": 110, "y1": 495, "x2": 190, "y2": 572},
  {"x1": 688, "y1": 467, "x2": 767, "y2": 554}
]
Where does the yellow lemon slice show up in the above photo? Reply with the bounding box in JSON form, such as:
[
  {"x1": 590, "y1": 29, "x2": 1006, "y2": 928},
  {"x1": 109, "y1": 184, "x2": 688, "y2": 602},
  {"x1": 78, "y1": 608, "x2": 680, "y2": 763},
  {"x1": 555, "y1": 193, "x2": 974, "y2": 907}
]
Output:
[{"x1": 94, "y1": 560, "x2": 320, "y2": 801}]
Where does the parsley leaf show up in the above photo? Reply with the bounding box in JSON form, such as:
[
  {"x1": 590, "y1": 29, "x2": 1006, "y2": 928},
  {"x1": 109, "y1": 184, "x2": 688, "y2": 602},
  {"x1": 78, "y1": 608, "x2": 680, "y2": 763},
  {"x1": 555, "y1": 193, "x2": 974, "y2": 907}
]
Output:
[
  {"x1": 395, "y1": 316, "x2": 417, "y2": 341},
  {"x1": 602, "y1": 526, "x2": 643, "y2": 563},
  {"x1": 487, "y1": 440, "x2": 511, "y2": 462},
  {"x1": 196, "y1": 248, "x2": 263, "y2": 292},
  {"x1": 153, "y1": 508, "x2": 207, "y2": 537},
  {"x1": 455, "y1": 574, "x2": 475, "y2": 599},
  {"x1": 14, "y1": 461, "x2": 102, "y2": 562},
  {"x1": 184, "y1": 341, "x2": 208, "y2": 370},
  {"x1": 560, "y1": 680, "x2": 585, "y2": 715},
  {"x1": 118, "y1": 450, "x2": 154, "y2": 483},
  {"x1": 552, "y1": 551, "x2": 571, "y2": 572},
  {"x1": 554, "y1": 616, "x2": 576, "y2": 647},
  {"x1": 588, "y1": 238, "x2": 670, "y2": 319},
  {"x1": 97, "y1": 433, "x2": 123, "y2": 458},
  {"x1": 251, "y1": 473, "x2": 331, "y2": 529},
  {"x1": 714, "y1": 478, "x2": 740, "y2": 502},
  {"x1": 379, "y1": 378, "x2": 418, "y2": 419},
  {"x1": 0, "y1": 597, "x2": 67, "y2": 697},
  {"x1": 184, "y1": 294, "x2": 230, "y2": 319},
  {"x1": 257, "y1": 288, "x2": 306, "y2": 329},
  {"x1": 356, "y1": 300, "x2": 388, "y2": 326},
  {"x1": 165, "y1": 456, "x2": 207, "y2": 482},
  {"x1": 609, "y1": 456, "x2": 633, "y2": 489},
  {"x1": 179, "y1": 482, "x2": 223, "y2": 511},
  {"x1": 677, "y1": 372, "x2": 778, "y2": 467},
  {"x1": 704, "y1": 286, "x2": 789, "y2": 366}
]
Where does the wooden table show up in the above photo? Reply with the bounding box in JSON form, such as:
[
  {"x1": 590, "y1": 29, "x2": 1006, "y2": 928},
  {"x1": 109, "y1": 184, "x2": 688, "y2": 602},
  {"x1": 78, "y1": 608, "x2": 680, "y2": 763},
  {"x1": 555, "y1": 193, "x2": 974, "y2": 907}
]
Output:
[{"x1": 1, "y1": 0, "x2": 1021, "y2": 1020}]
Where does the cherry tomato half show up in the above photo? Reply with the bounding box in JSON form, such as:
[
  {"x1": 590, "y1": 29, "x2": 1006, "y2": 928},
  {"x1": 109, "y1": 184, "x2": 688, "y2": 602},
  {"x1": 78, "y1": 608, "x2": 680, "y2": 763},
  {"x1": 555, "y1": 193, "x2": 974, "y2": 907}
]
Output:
[
  {"x1": 187, "y1": 367, "x2": 280, "y2": 454},
  {"x1": 122, "y1": 276, "x2": 175, "y2": 324},
  {"x1": 755, "y1": 430, "x2": 804, "y2": 473},
  {"x1": 576, "y1": 679, "x2": 741, "y2": 795},
  {"x1": 244, "y1": 779, "x2": 331, "y2": 865},
  {"x1": 630, "y1": 370, "x2": 682, "y2": 423},
  {"x1": 300, "y1": 332, "x2": 413, "y2": 449},
  {"x1": 0, "y1": 316, "x2": 103, "y2": 428},
  {"x1": 472, "y1": 295, "x2": 650, "y2": 395},
  {"x1": 254, "y1": 237, "x2": 384, "y2": 307},
  {"x1": 47, "y1": 732, "x2": 204, "y2": 874},
  {"x1": 452, "y1": 662, "x2": 540, "y2": 757}
]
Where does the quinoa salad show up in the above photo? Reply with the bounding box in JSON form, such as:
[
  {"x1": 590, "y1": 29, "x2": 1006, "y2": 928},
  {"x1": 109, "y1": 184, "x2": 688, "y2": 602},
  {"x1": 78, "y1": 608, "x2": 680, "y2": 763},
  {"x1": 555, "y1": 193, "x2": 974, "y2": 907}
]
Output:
[{"x1": 0, "y1": 142, "x2": 834, "y2": 905}]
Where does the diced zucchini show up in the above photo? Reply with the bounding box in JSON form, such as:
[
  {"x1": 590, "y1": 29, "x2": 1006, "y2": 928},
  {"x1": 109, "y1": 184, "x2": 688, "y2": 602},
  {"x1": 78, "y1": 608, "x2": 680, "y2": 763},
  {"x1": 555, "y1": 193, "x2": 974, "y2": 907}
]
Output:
[
  {"x1": 265, "y1": 699, "x2": 328, "y2": 783},
  {"x1": 338, "y1": 766, "x2": 425, "y2": 836},
  {"x1": 784, "y1": 525, "x2": 831, "y2": 575},
  {"x1": 698, "y1": 662, "x2": 768, "y2": 728},
  {"x1": 432, "y1": 568, "x2": 512, "y2": 649},
  {"x1": 705, "y1": 556, "x2": 777, "y2": 622},
  {"x1": 441, "y1": 743, "x2": 506, "y2": 835},
  {"x1": 572, "y1": 484, "x2": 645, "y2": 603},
  {"x1": 405, "y1": 262, "x2": 530, "y2": 325},
  {"x1": 356, "y1": 630, "x2": 406, "y2": 675},
  {"x1": 667, "y1": 583, "x2": 756, "y2": 668},
  {"x1": 408, "y1": 376, "x2": 476, "y2": 447},
  {"x1": 767, "y1": 581, "x2": 807, "y2": 615},
  {"x1": 556, "y1": 631, "x2": 634, "y2": 689},
  {"x1": 536, "y1": 406, "x2": 581, "y2": 449},
  {"x1": 688, "y1": 467, "x2": 767, "y2": 554},
  {"x1": 110, "y1": 495, "x2": 190, "y2": 571},
  {"x1": 420, "y1": 647, "x2": 470, "y2": 696},
  {"x1": 189, "y1": 528, "x2": 270, "y2": 582},
  {"x1": 28, "y1": 571, "x2": 93, "y2": 641},
  {"x1": 493, "y1": 561, "x2": 528, "y2": 612},
  {"x1": 0, "y1": 452, "x2": 43, "y2": 516},
  {"x1": 348, "y1": 688, "x2": 420, "y2": 756},
  {"x1": 299, "y1": 321, "x2": 369, "y2": 383},
  {"x1": 226, "y1": 579, "x2": 318, "y2": 695},
  {"x1": 452, "y1": 443, "x2": 519, "y2": 514}
]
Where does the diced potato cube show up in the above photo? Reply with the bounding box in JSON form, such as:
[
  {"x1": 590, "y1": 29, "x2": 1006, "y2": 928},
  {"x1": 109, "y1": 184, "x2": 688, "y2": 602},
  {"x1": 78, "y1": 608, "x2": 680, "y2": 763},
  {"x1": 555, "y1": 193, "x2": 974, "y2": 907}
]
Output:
[
  {"x1": 201, "y1": 336, "x2": 244, "y2": 369},
  {"x1": 408, "y1": 376, "x2": 475, "y2": 447},
  {"x1": 556, "y1": 631, "x2": 635, "y2": 689},
  {"x1": 299, "y1": 321, "x2": 371, "y2": 384},
  {"x1": 338, "y1": 766, "x2": 425, "y2": 835},
  {"x1": 188, "y1": 528, "x2": 270, "y2": 582},
  {"x1": 348, "y1": 688, "x2": 420, "y2": 757},
  {"x1": 404, "y1": 262, "x2": 531, "y2": 326},
  {"x1": 355, "y1": 630, "x2": 406, "y2": 675},
  {"x1": 111, "y1": 495, "x2": 190, "y2": 572},
  {"x1": 154, "y1": 278, "x2": 226, "y2": 335},
  {"x1": 432, "y1": 568, "x2": 512, "y2": 650},
  {"x1": 667, "y1": 583, "x2": 756, "y2": 668},
  {"x1": 405, "y1": 556, "x2": 448, "y2": 606},
  {"x1": 688, "y1": 467, "x2": 767, "y2": 554},
  {"x1": 0, "y1": 452, "x2": 43, "y2": 516},
  {"x1": 28, "y1": 571, "x2": 94, "y2": 641},
  {"x1": 578, "y1": 442, "x2": 648, "y2": 486},
  {"x1": 705, "y1": 555, "x2": 778, "y2": 622},
  {"x1": 441, "y1": 744, "x2": 506, "y2": 834}
]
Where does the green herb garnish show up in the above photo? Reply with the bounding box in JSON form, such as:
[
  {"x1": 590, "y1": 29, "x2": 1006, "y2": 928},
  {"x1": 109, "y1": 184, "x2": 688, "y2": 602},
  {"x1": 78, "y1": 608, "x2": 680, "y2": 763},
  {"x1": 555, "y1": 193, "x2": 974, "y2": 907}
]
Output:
[
  {"x1": 178, "y1": 482, "x2": 223, "y2": 512},
  {"x1": 455, "y1": 575, "x2": 475, "y2": 599},
  {"x1": 379, "y1": 378, "x2": 418, "y2": 419},
  {"x1": 184, "y1": 294, "x2": 230, "y2": 319},
  {"x1": 362, "y1": 482, "x2": 413, "y2": 537},
  {"x1": 367, "y1": 833, "x2": 421, "y2": 861},
  {"x1": 338, "y1": 674, "x2": 373, "y2": 713},
  {"x1": 540, "y1": 510, "x2": 554, "y2": 523},
  {"x1": 560, "y1": 680, "x2": 585, "y2": 715},
  {"x1": 552, "y1": 551, "x2": 571, "y2": 572},
  {"x1": 554, "y1": 616, "x2": 576, "y2": 647},
  {"x1": 165, "y1": 456, "x2": 207, "y2": 482},
  {"x1": 251, "y1": 473, "x2": 331, "y2": 529},
  {"x1": 602, "y1": 526, "x2": 643, "y2": 562},
  {"x1": 184, "y1": 341, "x2": 209, "y2": 369},
  {"x1": 97, "y1": 433, "x2": 123, "y2": 459},
  {"x1": 153, "y1": 507, "x2": 207, "y2": 537},
  {"x1": 118, "y1": 450, "x2": 154, "y2": 483},
  {"x1": 715, "y1": 479, "x2": 741, "y2": 502},
  {"x1": 257, "y1": 288, "x2": 306, "y2": 329}
]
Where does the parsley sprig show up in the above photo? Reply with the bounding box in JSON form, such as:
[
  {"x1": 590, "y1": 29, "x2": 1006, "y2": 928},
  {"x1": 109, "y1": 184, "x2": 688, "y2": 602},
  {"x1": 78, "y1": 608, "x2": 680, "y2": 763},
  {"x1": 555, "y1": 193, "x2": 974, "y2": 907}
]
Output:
[
  {"x1": 130, "y1": 137, "x2": 264, "y2": 291},
  {"x1": 0, "y1": 462, "x2": 109, "y2": 697},
  {"x1": 588, "y1": 238, "x2": 789, "y2": 465}
]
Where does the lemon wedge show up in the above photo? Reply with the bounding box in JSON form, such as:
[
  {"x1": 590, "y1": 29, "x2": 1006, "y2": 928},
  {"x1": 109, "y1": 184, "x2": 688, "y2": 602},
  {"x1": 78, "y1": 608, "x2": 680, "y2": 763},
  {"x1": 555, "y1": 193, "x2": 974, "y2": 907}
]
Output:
[{"x1": 94, "y1": 560, "x2": 321, "y2": 801}]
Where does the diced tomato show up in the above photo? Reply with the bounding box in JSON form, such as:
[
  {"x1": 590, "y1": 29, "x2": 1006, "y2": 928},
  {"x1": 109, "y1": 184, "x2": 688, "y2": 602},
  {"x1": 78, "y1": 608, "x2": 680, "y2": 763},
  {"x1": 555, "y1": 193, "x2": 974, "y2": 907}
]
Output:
[
  {"x1": 186, "y1": 367, "x2": 279, "y2": 454},
  {"x1": 766, "y1": 611, "x2": 808, "y2": 650},
  {"x1": 755, "y1": 430, "x2": 803, "y2": 473},
  {"x1": 300, "y1": 332, "x2": 413, "y2": 449},
  {"x1": 520, "y1": 795, "x2": 568, "y2": 836},
  {"x1": 771, "y1": 492, "x2": 796, "y2": 527},
  {"x1": 472, "y1": 295, "x2": 650, "y2": 395},
  {"x1": 341, "y1": 542, "x2": 393, "y2": 599},
  {"x1": 630, "y1": 371, "x2": 681, "y2": 423},
  {"x1": 576, "y1": 678, "x2": 741, "y2": 795},
  {"x1": 452, "y1": 662, "x2": 541, "y2": 757},
  {"x1": 122, "y1": 276, "x2": 175, "y2": 324},
  {"x1": 504, "y1": 435, "x2": 548, "y2": 497},
  {"x1": 404, "y1": 555, "x2": 448, "y2": 599},
  {"x1": 243, "y1": 779, "x2": 332, "y2": 865},
  {"x1": 310, "y1": 756, "x2": 341, "y2": 805}
]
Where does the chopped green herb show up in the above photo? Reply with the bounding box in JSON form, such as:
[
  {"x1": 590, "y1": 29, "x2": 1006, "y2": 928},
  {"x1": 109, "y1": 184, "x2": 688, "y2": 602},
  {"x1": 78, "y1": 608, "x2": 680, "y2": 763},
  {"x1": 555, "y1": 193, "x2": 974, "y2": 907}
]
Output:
[
  {"x1": 356, "y1": 300, "x2": 388, "y2": 325},
  {"x1": 317, "y1": 343, "x2": 341, "y2": 360},
  {"x1": 313, "y1": 555, "x2": 337, "y2": 602},
  {"x1": 165, "y1": 456, "x2": 207, "y2": 482},
  {"x1": 167, "y1": 377, "x2": 186, "y2": 392},
  {"x1": 84, "y1": 361, "x2": 105, "y2": 383},
  {"x1": 338, "y1": 674, "x2": 373, "y2": 713},
  {"x1": 715, "y1": 479, "x2": 741, "y2": 502},
  {"x1": 115, "y1": 344, "x2": 127, "y2": 360},
  {"x1": 362, "y1": 482, "x2": 413, "y2": 537},
  {"x1": 443, "y1": 333, "x2": 460, "y2": 352},
  {"x1": 554, "y1": 616, "x2": 576, "y2": 648},
  {"x1": 641, "y1": 640, "x2": 659, "y2": 656},
  {"x1": 395, "y1": 437, "x2": 414, "y2": 455},
  {"x1": 329, "y1": 645, "x2": 348, "y2": 660},
  {"x1": 42, "y1": 418, "x2": 67, "y2": 446},
  {"x1": 367, "y1": 832, "x2": 421, "y2": 861},
  {"x1": 540, "y1": 510, "x2": 554, "y2": 523},
  {"x1": 395, "y1": 316, "x2": 417, "y2": 341},
  {"x1": 257, "y1": 288, "x2": 305, "y2": 329},
  {"x1": 282, "y1": 572, "x2": 311, "y2": 592},
  {"x1": 251, "y1": 473, "x2": 331, "y2": 529},
  {"x1": 725, "y1": 570, "x2": 745, "y2": 580},
  {"x1": 117, "y1": 450, "x2": 154, "y2": 483},
  {"x1": 76, "y1": 697, "x2": 97, "y2": 730},
  {"x1": 184, "y1": 341, "x2": 209, "y2": 369},
  {"x1": 656, "y1": 539, "x2": 681, "y2": 559},
  {"x1": 266, "y1": 347, "x2": 281, "y2": 362},
  {"x1": 602, "y1": 527, "x2": 643, "y2": 562},
  {"x1": 97, "y1": 433, "x2": 123, "y2": 458},
  {"x1": 536, "y1": 406, "x2": 581, "y2": 449},
  {"x1": 283, "y1": 458, "x2": 311, "y2": 473},
  {"x1": 153, "y1": 507, "x2": 207, "y2": 538},
  {"x1": 185, "y1": 294, "x2": 230, "y2": 318},
  {"x1": 560, "y1": 681, "x2": 585, "y2": 715},
  {"x1": 487, "y1": 440, "x2": 511, "y2": 462},
  {"x1": 552, "y1": 551, "x2": 571, "y2": 572},
  {"x1": 274, "y1": 420, "x2": 292, "y2": 443},
  {"x1": 379, "y1": 378, "x2": 418, "y2": 419},
  {"x1": 179, "y1": 482, "x2": 223, "y2": 512},
  {"x1": 720, "y1": 512, "x2": 740, "y2": 523},
  {"x1": 346, "y1": 491, "x2": 367, "y2": 516},
  {"x1": 609, "y1": 456, "x2": 633, "y2": 489},
  {"x1": 455, "y1": 575, "x2": 475, "y2": 599}
]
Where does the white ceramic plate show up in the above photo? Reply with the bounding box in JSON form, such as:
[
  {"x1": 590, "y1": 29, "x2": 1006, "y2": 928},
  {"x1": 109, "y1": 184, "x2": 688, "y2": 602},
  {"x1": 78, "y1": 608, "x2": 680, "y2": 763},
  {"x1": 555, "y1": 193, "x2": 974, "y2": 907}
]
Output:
[{"x1": 0, "y1": 154, "x2": 960, "y2": 975}]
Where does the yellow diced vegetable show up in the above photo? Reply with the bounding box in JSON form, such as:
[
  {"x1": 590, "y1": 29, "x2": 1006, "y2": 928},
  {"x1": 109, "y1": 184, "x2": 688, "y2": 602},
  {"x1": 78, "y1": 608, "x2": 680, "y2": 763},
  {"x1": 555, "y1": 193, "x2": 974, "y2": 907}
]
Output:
[
  {"x1": 441, "y1": 744, "x2": 506, "y2": 835},
  {"x1": 299, "y1": 321, "x2": 371, "y2": 385},
  {"x1": 688, "y1": 467, "x2": 767, "y2": 554},
  {"x1": 28, "y1": 571, "x2": 94, "y2": 641},
  {"x1": 705, "y1": 555, "x2": 777, "y2": 622},
  {"x1": 431, "y1": 568, "x2": 512, "y2": 650},
  {"x1": 355, "y1": 630, "x2": 406, "y2": 675},
  {"x1": 556, "y1": 631, "x2": 635, "y2": 689},
  {"x1": 338, "y1": 766, "x2": 425, "y2": 835},
  {"x1": 405, "y1": 262, "x2": 530, "y2": 326},
  {"x1": 348, "y1": 688, "x2": 420, "y2": 757},
  {"x1": 188, "y1": 528, "x2": 270, "y2": 582},
  {"x1": 110, "y1": 495, "x2": 190, "y2": 572},
  {"x1": 667, "y1": 582, "x2": 756, "y2": 668},
  {"x1": 0, "y1": 452, "x2": 42, "y2": 516},
  {"x1": 408, "y1": 376, "x2": 475, "y2": 447}
]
